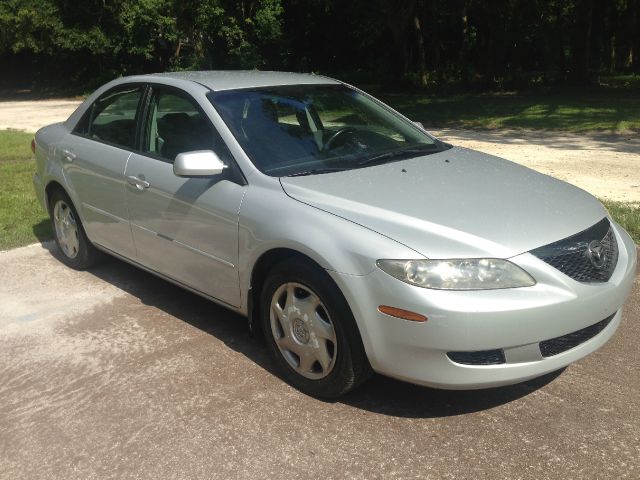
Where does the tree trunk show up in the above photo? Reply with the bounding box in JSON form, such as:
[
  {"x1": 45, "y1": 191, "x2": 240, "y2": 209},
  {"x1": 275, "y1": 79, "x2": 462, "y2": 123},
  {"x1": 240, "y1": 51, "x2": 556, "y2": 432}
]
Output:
[
  {"x1": 631, "y1": 0, "x2": 640, "y2": 72},
  {"x1": 571, "y1": 0, "x2": 595, "y2": 83},
  {"x1": 460, "y1": 0, "x2": 471, "y2": 84},
  {"x1": 382, "y1": 0, "x2": 416, "y2": 85},
  {"x1": 414, "y1": 15, "x2": 428, "y2": 86}
]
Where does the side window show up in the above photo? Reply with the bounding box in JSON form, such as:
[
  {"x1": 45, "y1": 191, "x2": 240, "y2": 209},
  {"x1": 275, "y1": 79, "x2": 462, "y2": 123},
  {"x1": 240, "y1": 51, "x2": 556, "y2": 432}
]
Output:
[
  {"x1": 274, "y1": 100, "x2": 298, "y2": 126},
  {"x1": 75, "y1": 86, "x2": 143, "y2": 149},
  {"x1": 144, "y1": 88, "x2": 232, "y2": 163}
]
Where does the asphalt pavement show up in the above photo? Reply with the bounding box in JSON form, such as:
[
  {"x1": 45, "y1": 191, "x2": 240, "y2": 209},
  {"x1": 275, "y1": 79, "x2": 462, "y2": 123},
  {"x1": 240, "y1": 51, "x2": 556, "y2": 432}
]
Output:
[{"x1": 1, "y1": 242, "x2": 639, "y2": 479}]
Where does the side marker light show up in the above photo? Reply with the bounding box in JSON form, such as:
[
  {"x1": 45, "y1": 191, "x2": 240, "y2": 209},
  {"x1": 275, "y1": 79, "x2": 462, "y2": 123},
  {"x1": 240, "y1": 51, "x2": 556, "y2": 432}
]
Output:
[{"x1": 378, "y1": 305, "x2": 427, "y2": 322}]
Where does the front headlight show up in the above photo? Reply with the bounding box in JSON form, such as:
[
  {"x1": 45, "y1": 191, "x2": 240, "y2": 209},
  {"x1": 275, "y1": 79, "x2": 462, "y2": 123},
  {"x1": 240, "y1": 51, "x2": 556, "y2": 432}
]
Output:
[{"x1": 376, "y1": 258, "x2": 536, "y2": 290}]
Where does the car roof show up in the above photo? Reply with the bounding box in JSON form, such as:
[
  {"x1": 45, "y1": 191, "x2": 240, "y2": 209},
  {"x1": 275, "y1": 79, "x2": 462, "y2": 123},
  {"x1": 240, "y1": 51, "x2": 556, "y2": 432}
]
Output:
[{"x1": 139, "y1": 70, "x2": 341, "y2": 91}]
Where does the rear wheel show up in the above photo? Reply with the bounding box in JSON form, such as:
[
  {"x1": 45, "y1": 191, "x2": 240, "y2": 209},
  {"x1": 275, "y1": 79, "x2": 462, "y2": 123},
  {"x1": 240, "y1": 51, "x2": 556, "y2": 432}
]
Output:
[
  {"x1": 260, "y1": 259, "x2": 371, "y2": 398},
  {"x1": 49, "y1": 189, "x2": 102, "y2": 270}
]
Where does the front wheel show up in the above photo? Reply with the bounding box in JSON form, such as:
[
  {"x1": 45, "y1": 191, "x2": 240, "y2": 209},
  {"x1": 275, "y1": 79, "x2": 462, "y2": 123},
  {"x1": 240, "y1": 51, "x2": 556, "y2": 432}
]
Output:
[
  {"x1": 49, "y1": 189, "x2": 102, "y2": 270},
  {"x1": 260, "y1": 259, "x2": 371, "y2": 398}
]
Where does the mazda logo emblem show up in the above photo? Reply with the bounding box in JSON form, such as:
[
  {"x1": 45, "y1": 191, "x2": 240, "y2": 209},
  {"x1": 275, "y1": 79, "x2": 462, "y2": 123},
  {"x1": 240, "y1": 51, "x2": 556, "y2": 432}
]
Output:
[{"x1": 587, "y1": 240, "x2": 606, "y2": 269}]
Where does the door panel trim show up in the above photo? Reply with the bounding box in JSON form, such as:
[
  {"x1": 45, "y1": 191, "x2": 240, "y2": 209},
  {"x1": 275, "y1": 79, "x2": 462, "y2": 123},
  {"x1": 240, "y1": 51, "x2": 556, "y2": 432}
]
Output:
[
  {"x1": 94, "y1": 242, "x2": 242, "y2": 311},
  {"x1": 82, "y1": 202, "x2": 129, "y2": 223},
  {"x1": 130, "y1": 222, "x2": 236, "y2": 268}
]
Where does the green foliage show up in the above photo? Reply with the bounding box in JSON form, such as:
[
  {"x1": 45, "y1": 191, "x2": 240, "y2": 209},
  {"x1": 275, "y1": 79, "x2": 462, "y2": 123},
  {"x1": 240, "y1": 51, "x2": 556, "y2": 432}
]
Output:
[
  {"x1": 191, "y1": 0, "x2": 285, "y2": 69},
  {"x1": 0, "y1": 0, "x2": 62, "y2": 54},
  {"x1": 0, "y1": 0, "x2": 284, "y2": 85},
  {"x1": 254, "y1": 0, "x2": 284, "y2": 42},
  {"x1": 118, "y1": 0, "x2": 178, "y2": 61}
]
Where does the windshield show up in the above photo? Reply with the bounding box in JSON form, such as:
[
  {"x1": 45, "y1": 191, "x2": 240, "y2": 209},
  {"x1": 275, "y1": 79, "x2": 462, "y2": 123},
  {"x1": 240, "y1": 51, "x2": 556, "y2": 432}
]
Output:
[{"x1": 208, "y1": 84, "x2": 444, "y2": 176}]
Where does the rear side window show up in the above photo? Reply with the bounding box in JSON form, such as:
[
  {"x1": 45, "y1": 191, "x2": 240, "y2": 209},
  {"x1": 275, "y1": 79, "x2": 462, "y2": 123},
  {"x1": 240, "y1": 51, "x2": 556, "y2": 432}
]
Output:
[
  {"x1": 143, "y1": 87, "x2": 231, "y2": 163},
  {"x1": 75, "y1": 86, "x2": 143, "y2": 149}
]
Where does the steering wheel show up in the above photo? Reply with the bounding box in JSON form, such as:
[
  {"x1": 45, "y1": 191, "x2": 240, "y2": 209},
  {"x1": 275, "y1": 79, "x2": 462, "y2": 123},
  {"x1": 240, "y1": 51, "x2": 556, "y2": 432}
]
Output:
[{"x1": 322, "y1": 127, "x2": 357, "y2": 152}]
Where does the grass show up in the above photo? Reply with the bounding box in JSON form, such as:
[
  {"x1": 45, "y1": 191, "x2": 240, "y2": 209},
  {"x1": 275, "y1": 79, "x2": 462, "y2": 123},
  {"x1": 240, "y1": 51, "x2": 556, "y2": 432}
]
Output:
[
  {"x1": 0, "y1": 123, "x2": 638, "y2": 250},
  {"x1": 602, "y1": 201, "x2": 640, "y2": 245},
  {"x1": 381, "y1": 89, "x2": 640, "y2": 132},
  {"x1": 0, "y1": 130, "x2": 51, "y2": 250},
  {"x1": 0, "y1": 130, "x2": 35, "y2": 161}
]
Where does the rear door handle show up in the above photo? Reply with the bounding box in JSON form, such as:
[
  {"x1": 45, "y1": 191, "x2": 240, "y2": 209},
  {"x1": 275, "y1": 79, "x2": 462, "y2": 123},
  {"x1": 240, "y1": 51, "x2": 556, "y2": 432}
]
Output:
[
  {"x1": 127, "y1": 175, "x2": 150, "y2": 191},
  {"x1": 61, "y1": 149, "x2": 76, "y2": 162}
]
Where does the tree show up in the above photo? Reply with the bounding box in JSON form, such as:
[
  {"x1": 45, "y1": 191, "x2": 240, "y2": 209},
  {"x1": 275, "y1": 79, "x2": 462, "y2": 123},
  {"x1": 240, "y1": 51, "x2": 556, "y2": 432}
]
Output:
[{"x1": 1, "y1": 0, "x2": 638, "y2": 89}]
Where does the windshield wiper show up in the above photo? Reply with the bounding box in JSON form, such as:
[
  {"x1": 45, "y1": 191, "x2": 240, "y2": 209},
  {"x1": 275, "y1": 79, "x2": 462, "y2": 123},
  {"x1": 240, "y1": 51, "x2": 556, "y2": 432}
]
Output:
[
  {"x1": 358, "y1": 145, "x2": 441, "y2": 167},
  {"x1": 285, "y1": 145, "x2": 443, "y2": 176},
  {"x1": 286, "y1": 166, "x2": 351, "y2": 177}
]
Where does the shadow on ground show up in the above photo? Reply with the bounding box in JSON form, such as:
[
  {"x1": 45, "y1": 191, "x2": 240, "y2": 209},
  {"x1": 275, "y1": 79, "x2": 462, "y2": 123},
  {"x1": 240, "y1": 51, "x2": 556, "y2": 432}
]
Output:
[
  {"x1": 32, "y1": 219, "x2": 52, "y2": 244},
  {"x1": 41, "y1": 242, "x2": 564, "y2": 418},
  {"x1": 340, "y1": 369, "x2": 563, "y2": 418},
  {"x1": 0, "y1": 88, "x2": 83, "y2": 101},
  {"x1": 431, "y1": 127, "x2": 640, "y2": 156},
  {"x1": 384, "y1": 90, "x2": 640, "y2": 140}
]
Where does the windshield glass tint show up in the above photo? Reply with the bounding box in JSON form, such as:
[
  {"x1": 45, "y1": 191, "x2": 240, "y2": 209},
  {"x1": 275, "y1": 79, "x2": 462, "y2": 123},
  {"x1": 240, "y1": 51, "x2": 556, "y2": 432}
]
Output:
[{"x1": 209, "y1": 85, "x2": 438, "y2": 176}]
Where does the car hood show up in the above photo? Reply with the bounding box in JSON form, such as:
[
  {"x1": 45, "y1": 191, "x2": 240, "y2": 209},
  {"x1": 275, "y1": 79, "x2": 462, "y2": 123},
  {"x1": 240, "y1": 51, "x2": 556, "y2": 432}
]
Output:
[{"x1": 280, "y1": 147, "x2": 607, "y2": 259}]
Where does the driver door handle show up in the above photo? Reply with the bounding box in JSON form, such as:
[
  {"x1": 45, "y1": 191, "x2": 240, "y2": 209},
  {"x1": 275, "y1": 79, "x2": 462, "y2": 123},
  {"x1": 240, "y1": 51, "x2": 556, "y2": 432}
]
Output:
[
  {"x1": 127, "y1": 175, "x2": 150, "y2": 191},
  {"x1": 61, "y1": 149, "x2": 76, "y2": 162}
]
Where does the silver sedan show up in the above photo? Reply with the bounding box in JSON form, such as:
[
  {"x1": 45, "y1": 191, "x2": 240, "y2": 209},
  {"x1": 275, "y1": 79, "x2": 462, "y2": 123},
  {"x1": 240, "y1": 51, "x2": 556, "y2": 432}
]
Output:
[{"x1": 32, "y1": 71, "x2": 637, "y2": 398}]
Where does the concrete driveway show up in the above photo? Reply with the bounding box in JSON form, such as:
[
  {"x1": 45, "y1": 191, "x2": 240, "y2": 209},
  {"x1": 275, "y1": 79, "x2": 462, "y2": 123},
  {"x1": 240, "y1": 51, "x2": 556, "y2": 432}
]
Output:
[{"x1": 1, "y1": 242, "x2": 639, "y2": 479}]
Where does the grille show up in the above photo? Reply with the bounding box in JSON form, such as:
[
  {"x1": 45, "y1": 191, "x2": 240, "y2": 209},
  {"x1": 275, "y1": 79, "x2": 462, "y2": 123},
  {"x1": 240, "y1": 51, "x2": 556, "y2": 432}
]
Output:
[
  {"x1": 447, "y1": 349, "x2": 506, "y2": 365},
  {"x1": 530, "y1": 218, "x2": 618, "y2": 283},
  {"x1": 539, "y1": 314, "x2": 615, "y2": 357}
]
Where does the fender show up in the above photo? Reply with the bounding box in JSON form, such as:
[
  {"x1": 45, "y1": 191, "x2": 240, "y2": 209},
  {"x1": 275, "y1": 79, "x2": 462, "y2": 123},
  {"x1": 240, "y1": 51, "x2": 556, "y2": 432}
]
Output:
[
  {"x1": 35, "y1": 124, "x2": 81, "y2": 217},
  {"x1": 238, "y1": 181, "x2": 424, "y2": 313}
]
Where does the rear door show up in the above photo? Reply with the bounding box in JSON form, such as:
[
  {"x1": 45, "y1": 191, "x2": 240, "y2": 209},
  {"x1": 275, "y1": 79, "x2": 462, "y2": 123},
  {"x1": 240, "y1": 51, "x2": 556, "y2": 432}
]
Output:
[
  {"x1": 59, "y1": 84, "x2": 144, "y2": 258},
  {"x1": 124, "y1": 85, "x2": 246, "y2": 307}
]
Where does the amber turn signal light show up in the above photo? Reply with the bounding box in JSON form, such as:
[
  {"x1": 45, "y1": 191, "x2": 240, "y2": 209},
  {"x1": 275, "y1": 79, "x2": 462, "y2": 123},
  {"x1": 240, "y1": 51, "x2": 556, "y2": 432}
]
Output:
[{"x1": 378, "y1": 305, "x2": 427, "y2": 322}]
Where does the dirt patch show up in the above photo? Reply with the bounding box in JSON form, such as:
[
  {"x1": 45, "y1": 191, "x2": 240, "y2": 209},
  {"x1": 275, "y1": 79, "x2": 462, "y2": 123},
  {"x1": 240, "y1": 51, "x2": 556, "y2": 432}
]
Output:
[
  {"x1": 0, "y1": 242, "x2": 125, "y2": 329},
  {"x1": 0, "y1": 99, "x2": 82, "y2": 132},
  {"x1": 1, "y1": 98, "x2": 638, "y2": 201}
]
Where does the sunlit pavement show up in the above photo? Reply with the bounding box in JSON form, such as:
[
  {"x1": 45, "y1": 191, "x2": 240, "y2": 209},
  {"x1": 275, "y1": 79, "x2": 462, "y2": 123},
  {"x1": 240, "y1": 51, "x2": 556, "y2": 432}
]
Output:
[{"x1": 0, "y1": 243, "x2": 638, "y2": 479}]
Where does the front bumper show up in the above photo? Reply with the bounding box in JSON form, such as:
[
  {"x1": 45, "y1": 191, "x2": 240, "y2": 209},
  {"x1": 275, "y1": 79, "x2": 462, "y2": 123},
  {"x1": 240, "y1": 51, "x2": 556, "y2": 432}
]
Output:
[{"x1": 331, "y1": 222, "x2": 637, "y2": 389}]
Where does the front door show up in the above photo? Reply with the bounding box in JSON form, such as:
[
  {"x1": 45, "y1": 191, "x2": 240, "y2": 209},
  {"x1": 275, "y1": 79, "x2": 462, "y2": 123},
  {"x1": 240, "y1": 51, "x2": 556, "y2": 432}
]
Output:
[{"x1": 125, "y1": 86, "x2": 245, "y2": 307}]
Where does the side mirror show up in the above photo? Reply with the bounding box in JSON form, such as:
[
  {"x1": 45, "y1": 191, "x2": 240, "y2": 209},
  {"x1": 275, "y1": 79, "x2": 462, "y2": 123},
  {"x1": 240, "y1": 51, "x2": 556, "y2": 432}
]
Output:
[
  {"x1": 414, "y1": 121, "x2": 426, "y2": 130},
  {"x1": 173, "y1": 150, "x2": 226, "y2": 177}
]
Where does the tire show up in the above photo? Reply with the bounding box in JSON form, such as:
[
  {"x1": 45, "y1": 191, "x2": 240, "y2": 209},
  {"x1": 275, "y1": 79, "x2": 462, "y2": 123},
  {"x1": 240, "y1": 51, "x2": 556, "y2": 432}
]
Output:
[
  {"x1": 48, "y1": 189, "x2": 102, "y2": 270},
  {"x1": 260, "y1": 259, "x2": 371, "y2": 399}
]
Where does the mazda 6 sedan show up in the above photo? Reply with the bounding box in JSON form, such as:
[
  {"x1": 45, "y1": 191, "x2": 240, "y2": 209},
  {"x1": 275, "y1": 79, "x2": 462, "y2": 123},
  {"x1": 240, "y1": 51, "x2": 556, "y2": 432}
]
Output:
[{"x1": 32, "y1": 71, "x2": 637, "y2": 398}]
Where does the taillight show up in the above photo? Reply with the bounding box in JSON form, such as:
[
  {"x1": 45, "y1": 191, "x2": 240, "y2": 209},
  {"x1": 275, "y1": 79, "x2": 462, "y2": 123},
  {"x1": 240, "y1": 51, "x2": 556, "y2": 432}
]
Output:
[{"x1": 30, "y1": 138, "x2": 36, "y2": 154}]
